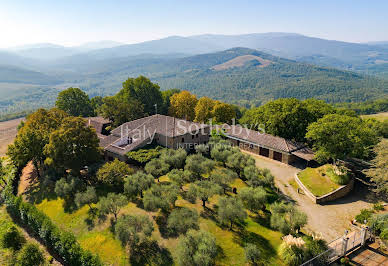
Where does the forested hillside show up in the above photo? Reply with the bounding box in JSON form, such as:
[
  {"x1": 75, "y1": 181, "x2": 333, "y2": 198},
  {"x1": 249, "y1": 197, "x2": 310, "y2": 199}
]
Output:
[{"x1": 1, "y1": 48, "x2": 388, "y2": 120}]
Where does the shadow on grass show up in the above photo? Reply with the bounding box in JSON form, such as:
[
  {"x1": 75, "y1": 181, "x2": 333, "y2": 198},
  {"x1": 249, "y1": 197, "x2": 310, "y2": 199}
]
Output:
[
  {"x1": 23, "y1": 177, "x2": 58, "y2": 205},
  {"x1": 234, "y1": 228, "x2": 277, "y2": 263},
  {"x1": 251, "y1": 210, "x2": 272, "y2": 229},
  {"x1": 155, "y1": 214, "x2": 177, "y2": 239},
  {"x1": 84, "y1": 207, "x2": 98, "y2": 230},
  {"x1": 130, "y1": 239, "x2": 173, "y2": 266}
]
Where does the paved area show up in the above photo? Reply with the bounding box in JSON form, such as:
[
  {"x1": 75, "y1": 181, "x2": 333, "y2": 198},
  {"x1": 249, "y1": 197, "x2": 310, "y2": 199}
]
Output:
[
  {"x1": 348, "y1": 243, "x2": 388, "y2": 266},
  {"x1": 243, "y1": 150, "x2": 373, "y2": 242}
]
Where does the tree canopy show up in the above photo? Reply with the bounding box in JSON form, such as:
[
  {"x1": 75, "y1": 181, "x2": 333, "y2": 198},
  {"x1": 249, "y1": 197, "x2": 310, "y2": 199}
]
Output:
[
  {"x1": 364, "y1": 140, "x2": 388, "y2": 200},
  {"x1": 124, "y1": 171, "x2": 154, "y2": 198},
  {"x1": 97, "y1": 159, "x2": 134, "y2": 187},
  {"x1": 194, "y1": 97, "x2": 217, "y2": 123},
  {"x1": 169, "y1": 90, "x2": 198, "y2": 121},
  {"x1": 306, "y1": 114, "x2": 379, "y2": 162},
  {"x1": 44, "y1": 116, "x2": 101, "y2": 173},
  {"x1": 240, "y1": 98, "x2": 334, "y2": 142},
  {"x1": 176, "y1": 229, "x2": 217, "y2": 266},
  {"x1": 100, "y1": 96, "x2": 144, "y2": 127},
  {"x1": 118, "y1": 76, "x2": 163, "y2": 115},
  {"x1": 115, "y1": 214, "x2": 154, "y2": 248},
  {"x1": 56, "y1": 87, "x2": 94, "y2": 117}
]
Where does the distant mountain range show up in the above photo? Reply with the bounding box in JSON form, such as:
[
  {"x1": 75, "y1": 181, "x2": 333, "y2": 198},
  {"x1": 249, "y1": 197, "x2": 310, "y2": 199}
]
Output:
[{"x1": 1, "y1": 33, "x2": 388, "y2": 119}]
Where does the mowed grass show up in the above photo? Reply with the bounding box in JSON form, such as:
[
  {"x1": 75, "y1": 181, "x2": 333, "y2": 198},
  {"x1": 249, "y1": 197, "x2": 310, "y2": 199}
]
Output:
[
  {"x1": 35, "y1": 175, "x2": 284, "y2": 265},
  {"x1": 297, "y1": 165, "x2": 341, "y2": 197},
  {"x1": 361, "y1": 112, "x2": 388, "y2": 121}
]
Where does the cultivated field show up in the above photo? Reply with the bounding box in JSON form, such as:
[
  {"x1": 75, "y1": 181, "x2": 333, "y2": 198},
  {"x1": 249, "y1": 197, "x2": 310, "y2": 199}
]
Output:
[
  {"x1": 361, "y1": 112, "x2": 388, "y2": 121},
  {"x1": 0, "y1": 117, "x2": 23, "y2": 156}
]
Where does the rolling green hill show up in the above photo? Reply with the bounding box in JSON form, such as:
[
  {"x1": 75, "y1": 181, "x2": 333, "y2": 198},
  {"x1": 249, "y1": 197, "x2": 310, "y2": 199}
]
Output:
[
  {"x1": 1, "y1": 47, "x2": 388, "y2": 120},
  {"x1": 81, "y1": 48, "x2": 388, "y2": 106}
]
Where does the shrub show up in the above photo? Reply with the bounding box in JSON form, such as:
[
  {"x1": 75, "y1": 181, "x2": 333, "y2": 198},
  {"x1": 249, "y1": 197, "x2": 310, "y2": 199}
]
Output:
[
  {"x1": 0, "y1": 225, "x2": 25, "y2": 250},
  {"x1": 355, "y1": 209, "x2": 374, "y2": 223},
  {"x1": 245, "y1": 243, "x2": 261, "y2": 265},
  {"x1": 96, "y1": 159, "x2": 134, "y2": 187},
  {"x1": 16, "y1": 243, "x2": 45, "y2": 266},
  {"x1": 373, "y1": 202, "x2": 385, "y2": 211},
  {"x1": 326, "y1": 167, "x2": 350, "y2": 185},
  {"x1": 279, "y1": 241, "x2": 305, "y2": 266},
  {"x1": 126, "y1": 146, "x2": 163, "y2": 164}
]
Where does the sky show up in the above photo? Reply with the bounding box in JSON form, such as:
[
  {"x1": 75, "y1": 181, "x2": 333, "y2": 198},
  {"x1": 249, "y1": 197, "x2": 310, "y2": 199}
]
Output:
[{"x1": 1, "y1": 0, "x2": 387, "y2": 48}]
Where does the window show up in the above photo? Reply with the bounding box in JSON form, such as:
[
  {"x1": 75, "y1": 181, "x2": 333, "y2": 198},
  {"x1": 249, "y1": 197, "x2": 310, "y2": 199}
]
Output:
[
  {"x1": 192, "y1": 135, "x2": 194, "y2": 139},
  {"x1": 196, "y1": 133, "x2": 199, "y2": 138},
  {"x1": 249, "y1": 144, "x2": 253, "y2": 149},
  {"x1": 182, "y1": 137, "x2": 184, "y2": 142}
]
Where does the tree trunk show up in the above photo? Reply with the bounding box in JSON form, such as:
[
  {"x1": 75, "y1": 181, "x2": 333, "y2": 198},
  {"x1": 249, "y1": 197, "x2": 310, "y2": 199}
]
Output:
[
  {"x1": 230, "y1": 221, "x2": 233, "y2": 230},
  {"x1": 140, "y1": 191, "x2": 143, "y2": 198},
  {"x1": 202, "y1": 199, "x2": 206, "y2": 207}
]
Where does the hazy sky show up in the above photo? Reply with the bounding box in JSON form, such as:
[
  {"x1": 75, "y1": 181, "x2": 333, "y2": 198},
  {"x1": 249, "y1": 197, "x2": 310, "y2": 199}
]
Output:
[{"x1": 1, "y1": 0, "x2": 387, "y2": 48}]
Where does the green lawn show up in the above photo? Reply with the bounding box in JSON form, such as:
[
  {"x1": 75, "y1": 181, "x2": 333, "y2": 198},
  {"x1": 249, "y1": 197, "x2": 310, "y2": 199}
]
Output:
[
  {"x1": 297, "y1": 165, "x2": 341, "y2": 197},
  {"x1": 35, "y1": 174, "x2": 284, "y2": 265},
  {"x1": 361, "y1": 112, "x2": 388, "y2": 121}
]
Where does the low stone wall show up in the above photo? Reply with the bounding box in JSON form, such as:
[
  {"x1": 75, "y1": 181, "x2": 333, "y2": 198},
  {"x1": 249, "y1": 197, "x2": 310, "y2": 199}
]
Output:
[{"x1": 294, "y1": 174, "x2": 354, "y2": 204}]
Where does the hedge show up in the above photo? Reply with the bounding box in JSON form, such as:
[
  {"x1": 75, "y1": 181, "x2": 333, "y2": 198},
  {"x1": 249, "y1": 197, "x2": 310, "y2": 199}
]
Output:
[{"x1": 1, "y1": 163, "x2": 102, "y2": 266}]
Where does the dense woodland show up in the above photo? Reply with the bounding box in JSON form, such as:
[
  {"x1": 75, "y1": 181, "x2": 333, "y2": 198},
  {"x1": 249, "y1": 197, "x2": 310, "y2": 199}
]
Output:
[{"x1": 2, "y1": 48, "x2": 388, "y2": 121}]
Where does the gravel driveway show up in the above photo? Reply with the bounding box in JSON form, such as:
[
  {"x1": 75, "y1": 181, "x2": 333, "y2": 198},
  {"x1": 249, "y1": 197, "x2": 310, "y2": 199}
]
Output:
[{"x1": 243, "y1": 150, "x2": 373, "y2": 242}]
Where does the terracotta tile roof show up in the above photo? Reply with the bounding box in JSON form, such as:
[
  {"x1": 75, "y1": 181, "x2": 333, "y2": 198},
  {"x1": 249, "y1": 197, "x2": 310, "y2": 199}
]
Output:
[
  {"x1": 103, "y1": 115, "x2": 209, "y2": 155},
  {"x1": 111, "y1": 114, "x2": 208, "y2": 138},
  {"x1": 291, "y1": 147, "x2": 315, "y2": 161},
  {"x1": 222, "y1": 125, "x2": 307, "y2": 153},
  {"x1": 85, "y1": 117, "x2": 111, "y2": 134}
]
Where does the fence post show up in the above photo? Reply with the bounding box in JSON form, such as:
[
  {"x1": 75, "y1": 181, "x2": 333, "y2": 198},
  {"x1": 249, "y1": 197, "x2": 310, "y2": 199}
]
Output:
[
  {"x1": 360, "y1": 227, "x2": 367, "y2": 246},
  {"x1": 342, "y1": 237, "x2": 349, "y2": 257}
]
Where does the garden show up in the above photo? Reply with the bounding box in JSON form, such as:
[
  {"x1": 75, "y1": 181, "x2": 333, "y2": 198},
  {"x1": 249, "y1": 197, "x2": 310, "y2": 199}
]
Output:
[{"x1": 297, "y1": 164, "x2": 350, "y2": 197}]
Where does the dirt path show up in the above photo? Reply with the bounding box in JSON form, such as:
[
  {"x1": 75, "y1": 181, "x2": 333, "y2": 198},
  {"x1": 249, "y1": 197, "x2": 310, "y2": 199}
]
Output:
[
  {"x1": 0, "y1": 117, "x2": 24, "y2": 156},
  {"x1": 243, "y1": 150, "x2": 372, "y2": 242},
  {"x1": 18, "y1": 161, "x2": 39, "y2": 196}
]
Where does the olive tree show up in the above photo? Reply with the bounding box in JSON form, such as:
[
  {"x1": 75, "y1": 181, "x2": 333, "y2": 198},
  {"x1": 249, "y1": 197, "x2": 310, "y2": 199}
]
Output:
[
  {"x1": 98, "y1": 193, "x2": 127, "y2": 222},
  {"x1": 217, "y1": 196, "x2": 247, "y2": 230},
  {"x1": 124, "y1": 171, "x2": 154, "y2": 199},
  {"x1": 167, "y1": 208, "x2": 199, "y2": 235},
  {"x1": 176, "y1": 229, "x2": 217, "y2": 266}
]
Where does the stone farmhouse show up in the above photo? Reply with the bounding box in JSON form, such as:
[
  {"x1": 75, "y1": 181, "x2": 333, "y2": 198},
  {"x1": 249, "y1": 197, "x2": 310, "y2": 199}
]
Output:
[{"x1": 86, "y1": 115, "x2": 314, "y2": 165}]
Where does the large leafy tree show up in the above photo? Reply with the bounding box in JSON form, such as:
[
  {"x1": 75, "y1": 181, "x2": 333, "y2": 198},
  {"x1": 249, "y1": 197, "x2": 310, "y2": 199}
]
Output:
[
  {"x1": 97, "y1": 159, "x2": 134, "y2": 187},
  {"x1": 55, "y1": 87, "x2": 94, "y2": 117},
  {"x1": 118, "y1": 76, "x2": 163, "y2": 115},
  {"x1": 177, "y1": 230, "x2": 217, "y2": 266},
  {"x1": 240, "y1": 98, "x2": 333, "y2": 142},
  {"x1": 100, "y1": 96, "x2": 144, "y2": 127},
  {"x1": 169, "y1": 90, "x2": 198, "y2": 121},
  {"x1": 217, "y1": 196, "x2": 247, "y2": 230},
  {"x1": 7, "y1": 108, "x2": 68, "y2": 174},
  {"x1": 194, "y1": 97, "x2": 217, "y2": 123},
  {"x1": 44, "y1": 116, "x2": 101, "y2": 174},
  {"x1": 212, "y1": 102, "x2": 237, "y2": 124},
  {"x1": 364, "y1": 140, "x2": 388, "y2": 200},
  {"x1": 306, "y1": 114, "x2": 379, "y2": 162},
  {"x1": 161, "y1": 89, "x2": 180, "y2": 115}
]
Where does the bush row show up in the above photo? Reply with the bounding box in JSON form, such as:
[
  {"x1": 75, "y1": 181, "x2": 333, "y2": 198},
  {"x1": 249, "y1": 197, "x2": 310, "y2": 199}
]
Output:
[{"x1": 1, "y1": 164, "x2": 102, "y2": 266}]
